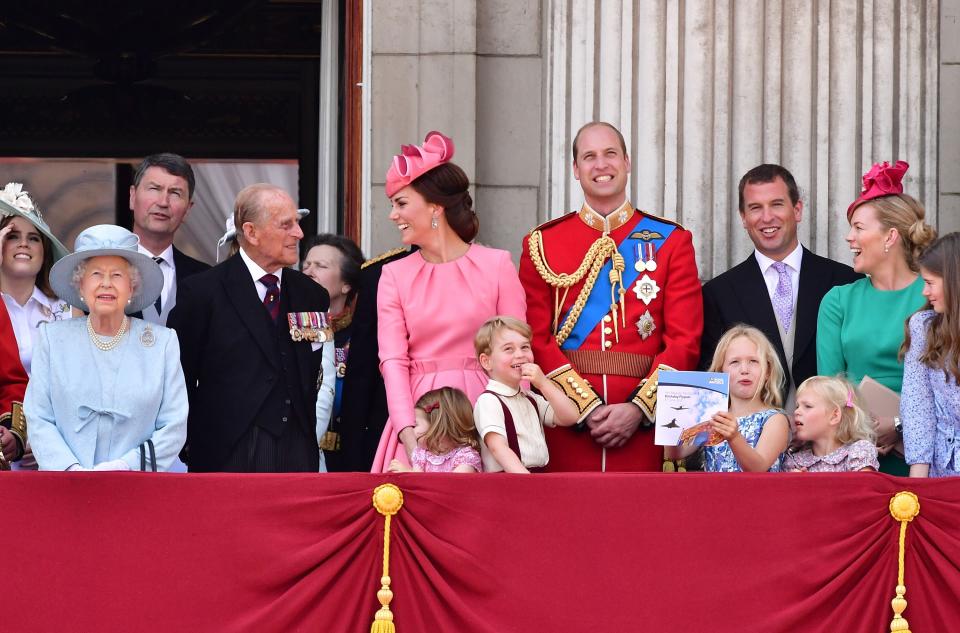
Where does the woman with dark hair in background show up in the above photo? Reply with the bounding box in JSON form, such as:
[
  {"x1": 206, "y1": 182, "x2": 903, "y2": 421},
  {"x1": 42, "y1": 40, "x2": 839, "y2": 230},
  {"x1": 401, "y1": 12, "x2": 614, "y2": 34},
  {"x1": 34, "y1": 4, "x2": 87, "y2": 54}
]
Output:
[
  {"x1": 370, "y1": 131, "x2": 527, "y2": 472},
  {"x1": 301, "y1": 233, "x2": 364, "y2": 471}
]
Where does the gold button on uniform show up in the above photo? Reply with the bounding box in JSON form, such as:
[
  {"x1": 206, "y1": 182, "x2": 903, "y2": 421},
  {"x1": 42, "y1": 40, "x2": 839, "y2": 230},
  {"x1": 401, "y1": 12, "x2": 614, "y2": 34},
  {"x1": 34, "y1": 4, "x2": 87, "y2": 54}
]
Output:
[
  {"x1": 603, "y1": 327, "x2": 612, "y2": 335},
  {"x1": 604, "y1": 340, "x2": 612, "y2": 349},
  {"x1": 603, "y1": 315, "x2": 612, "y2": 323}
]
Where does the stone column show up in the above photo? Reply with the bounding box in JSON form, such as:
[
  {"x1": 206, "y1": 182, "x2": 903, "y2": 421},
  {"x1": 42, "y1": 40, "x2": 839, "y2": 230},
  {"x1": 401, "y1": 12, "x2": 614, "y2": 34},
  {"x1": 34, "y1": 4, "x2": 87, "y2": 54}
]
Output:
[
  {"x1": 543, "y1": 0, "x2": 940, "y2": 279},
  {"x1": 367, "y1": 0, "x2": 478, "y2": 257}
]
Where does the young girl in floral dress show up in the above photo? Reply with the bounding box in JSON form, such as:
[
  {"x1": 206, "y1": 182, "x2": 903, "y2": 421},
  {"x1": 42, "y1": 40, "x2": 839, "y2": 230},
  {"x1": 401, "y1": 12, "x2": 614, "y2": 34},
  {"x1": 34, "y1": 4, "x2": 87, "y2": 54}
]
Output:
[
  {"x1": 900, "y1": 232, "x2": 960, "y2": 477},
  {"x1": 785, "y1": 376, "x2": 878, "y2": 472},
  {"x1": 388, "y1": 387, "x2": 482, "y2": 473}
]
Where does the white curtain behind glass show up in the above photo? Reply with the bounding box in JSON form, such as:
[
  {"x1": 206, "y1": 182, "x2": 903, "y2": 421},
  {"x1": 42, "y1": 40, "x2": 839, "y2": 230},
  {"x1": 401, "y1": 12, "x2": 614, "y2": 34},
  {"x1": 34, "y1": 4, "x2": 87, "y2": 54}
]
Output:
[{"x1": 177, "y1": 162, "x2": 300, "y2": 265}]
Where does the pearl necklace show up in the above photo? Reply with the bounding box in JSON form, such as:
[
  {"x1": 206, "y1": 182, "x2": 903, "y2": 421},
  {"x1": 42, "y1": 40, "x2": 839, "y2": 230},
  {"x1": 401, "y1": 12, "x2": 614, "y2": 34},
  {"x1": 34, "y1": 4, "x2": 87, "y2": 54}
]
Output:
[{"x1": 87, "y1": 316, "x2": 129, "y2": 352}]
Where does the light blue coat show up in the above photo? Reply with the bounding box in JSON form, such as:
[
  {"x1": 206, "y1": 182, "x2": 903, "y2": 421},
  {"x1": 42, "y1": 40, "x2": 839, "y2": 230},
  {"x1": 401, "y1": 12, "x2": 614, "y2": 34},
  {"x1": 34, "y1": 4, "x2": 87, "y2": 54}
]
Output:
[{"x1": 24, "y1": 318, "x2": 188, "y2": 471}]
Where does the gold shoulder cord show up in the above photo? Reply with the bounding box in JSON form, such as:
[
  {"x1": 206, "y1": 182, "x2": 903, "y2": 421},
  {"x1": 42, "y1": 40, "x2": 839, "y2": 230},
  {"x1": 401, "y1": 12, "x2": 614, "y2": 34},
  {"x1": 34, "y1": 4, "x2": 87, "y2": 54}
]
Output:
[{"x1": 527, "y1": 230, "x2": 626, "y2": 346}]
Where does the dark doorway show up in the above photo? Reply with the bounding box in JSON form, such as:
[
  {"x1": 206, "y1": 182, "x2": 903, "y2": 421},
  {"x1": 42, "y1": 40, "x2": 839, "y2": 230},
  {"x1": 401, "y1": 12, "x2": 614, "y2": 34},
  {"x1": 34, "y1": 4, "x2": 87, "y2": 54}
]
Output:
[{"x1": 0, "y1": 1, "x2": 328, "y2": 262}]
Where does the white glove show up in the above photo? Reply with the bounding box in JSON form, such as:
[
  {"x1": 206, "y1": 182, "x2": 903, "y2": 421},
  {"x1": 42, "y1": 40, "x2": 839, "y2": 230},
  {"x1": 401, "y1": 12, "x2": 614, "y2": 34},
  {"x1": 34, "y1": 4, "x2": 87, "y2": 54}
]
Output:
[{"x1": 93, "y1": 459, "x2": 131, "y2": 471}]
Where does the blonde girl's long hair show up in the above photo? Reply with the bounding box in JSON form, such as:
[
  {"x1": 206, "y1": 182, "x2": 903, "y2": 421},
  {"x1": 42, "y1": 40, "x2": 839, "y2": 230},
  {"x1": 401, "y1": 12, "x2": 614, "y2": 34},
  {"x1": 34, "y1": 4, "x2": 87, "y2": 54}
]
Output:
[
  {"x1": 708, "y1": 325, "x2": 784, "y2": 409},
  {"x1": 899, "y1": 232, "x2": 960, "y2": 384},
  {"x1": 415, "y1": 387, "x2": 480, "y2": 454},
  {"x1": 796, "y1": 376, "x2": 875, "y2": 445}
]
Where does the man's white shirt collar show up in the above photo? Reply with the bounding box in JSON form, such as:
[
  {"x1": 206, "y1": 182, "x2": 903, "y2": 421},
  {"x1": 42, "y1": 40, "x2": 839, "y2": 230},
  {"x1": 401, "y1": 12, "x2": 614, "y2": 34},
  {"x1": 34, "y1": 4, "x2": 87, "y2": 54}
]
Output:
[
  {"x1": 239, "y1": 246, "x2": 283, "y2": 286},
  {"x1": 754, "y1": 242, "x2": 803, "y2": 274},
  {"x1": 137, "y1": 243, "x2": 175, "y2": 266}
]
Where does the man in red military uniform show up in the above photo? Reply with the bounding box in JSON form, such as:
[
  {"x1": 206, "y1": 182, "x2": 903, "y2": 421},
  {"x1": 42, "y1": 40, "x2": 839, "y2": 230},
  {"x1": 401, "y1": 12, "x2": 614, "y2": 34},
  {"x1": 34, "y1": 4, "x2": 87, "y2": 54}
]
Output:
[{"x1": 519, "y1": 122, "x2": 703, "y2": 471}]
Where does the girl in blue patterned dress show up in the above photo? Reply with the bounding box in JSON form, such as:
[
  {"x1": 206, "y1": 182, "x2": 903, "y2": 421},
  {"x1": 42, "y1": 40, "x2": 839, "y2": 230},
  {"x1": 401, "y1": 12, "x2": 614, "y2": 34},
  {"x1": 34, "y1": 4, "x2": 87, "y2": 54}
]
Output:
[
  {"x1": 900, "y1": 233, "x2": 960, "y2": 477},
  {"x1": 784, "y1": 376, "x2": 879, "y2": 472},
  {"x1": 699, "y1": 325, "x2": 790, "y2": 472}
]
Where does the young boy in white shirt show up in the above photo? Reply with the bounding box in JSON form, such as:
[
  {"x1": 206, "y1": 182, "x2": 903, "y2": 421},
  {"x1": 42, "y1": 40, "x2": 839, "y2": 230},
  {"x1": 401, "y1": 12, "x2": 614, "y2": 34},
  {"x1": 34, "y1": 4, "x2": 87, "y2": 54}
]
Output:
[{"x1": 473, "y1": 316, "x2": 578, "y2": 472}]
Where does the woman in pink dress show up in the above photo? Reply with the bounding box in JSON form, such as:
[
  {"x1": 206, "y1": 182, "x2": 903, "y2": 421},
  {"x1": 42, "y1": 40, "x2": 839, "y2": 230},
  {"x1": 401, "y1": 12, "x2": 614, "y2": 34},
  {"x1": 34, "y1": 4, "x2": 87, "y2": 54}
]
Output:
[{"x1": 371, "y1": 131, "x2": 527, "y2": 472}]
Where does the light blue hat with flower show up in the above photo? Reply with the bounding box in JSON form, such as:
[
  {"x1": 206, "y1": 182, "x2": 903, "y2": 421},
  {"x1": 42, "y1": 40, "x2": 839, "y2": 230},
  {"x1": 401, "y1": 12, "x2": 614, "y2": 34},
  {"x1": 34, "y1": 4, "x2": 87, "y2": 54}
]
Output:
[
  {"x1": 0, "y1": 182, "x2": 70, "y2": 261},
  {"x1": 49, "y1": 224, "x2": 164, "y2": 315}
]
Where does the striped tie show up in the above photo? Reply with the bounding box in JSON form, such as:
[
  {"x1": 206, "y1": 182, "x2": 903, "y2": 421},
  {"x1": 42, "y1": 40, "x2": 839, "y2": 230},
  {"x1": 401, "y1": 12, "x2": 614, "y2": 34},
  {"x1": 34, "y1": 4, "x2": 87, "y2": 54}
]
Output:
[{"x1": 261, "y1": 274, "x2": 280, "y2": 322}]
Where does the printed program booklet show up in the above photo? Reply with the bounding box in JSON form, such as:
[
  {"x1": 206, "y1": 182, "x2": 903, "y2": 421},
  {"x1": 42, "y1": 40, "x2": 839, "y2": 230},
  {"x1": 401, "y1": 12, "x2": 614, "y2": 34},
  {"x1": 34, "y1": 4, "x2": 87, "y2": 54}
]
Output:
[{"x1": 655, "y1": 371, "x2": 730, "y2": 447}]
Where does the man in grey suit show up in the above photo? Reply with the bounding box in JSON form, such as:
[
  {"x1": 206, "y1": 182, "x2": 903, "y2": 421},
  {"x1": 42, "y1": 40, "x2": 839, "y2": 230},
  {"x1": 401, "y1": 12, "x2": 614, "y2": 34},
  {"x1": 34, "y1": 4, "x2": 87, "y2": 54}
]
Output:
[{"x1": 700, "y1": 164, "x2": 861, "y2": 409}]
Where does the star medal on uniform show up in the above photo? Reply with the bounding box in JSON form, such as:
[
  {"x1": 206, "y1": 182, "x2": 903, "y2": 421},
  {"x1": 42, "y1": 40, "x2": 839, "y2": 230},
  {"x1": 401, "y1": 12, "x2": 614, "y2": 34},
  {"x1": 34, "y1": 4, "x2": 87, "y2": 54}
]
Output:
[
  {"x1": 634, "y1": 274, "x2": 660, "y2": 305},
  {"x1": 288, "y1": 311, "x2": 332, "y2": 343},
  {"x1": 140, "y1": 325, "x2": 156, "y2": 347},
  {"x1": 636, "y1": 310, "x2": 656, "y2": 340},
  {"x1": 634, "y1": 242, "x2": 657, "y2": 272}
]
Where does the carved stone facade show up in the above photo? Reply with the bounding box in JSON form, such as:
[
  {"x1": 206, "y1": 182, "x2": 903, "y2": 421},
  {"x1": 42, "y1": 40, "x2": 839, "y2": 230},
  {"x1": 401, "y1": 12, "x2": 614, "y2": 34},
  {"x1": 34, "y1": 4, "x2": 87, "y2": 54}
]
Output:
[{"x1": 366, "y1": 0, "x2": 955, "y2": 278}]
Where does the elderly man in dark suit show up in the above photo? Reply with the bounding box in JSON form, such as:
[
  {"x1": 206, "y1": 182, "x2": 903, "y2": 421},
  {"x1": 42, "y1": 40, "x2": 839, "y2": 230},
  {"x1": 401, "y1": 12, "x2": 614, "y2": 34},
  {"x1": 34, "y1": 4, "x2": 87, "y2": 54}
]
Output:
[
  {"x1": 700, "y1": 164, "x2": 861, "y2": 409},
  {"x1": 168, "y1": 183, "x2": 330, "y2": 472},
  {"x1": 129, "y1": 152, "x2": 210, "y2": 325}
]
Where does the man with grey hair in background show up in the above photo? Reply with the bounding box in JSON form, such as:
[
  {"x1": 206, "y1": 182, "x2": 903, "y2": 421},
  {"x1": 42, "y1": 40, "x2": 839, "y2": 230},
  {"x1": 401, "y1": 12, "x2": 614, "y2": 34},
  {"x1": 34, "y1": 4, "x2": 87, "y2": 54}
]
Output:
[{"x1": 168, "y1": 183, "x2": 332, "y2": 472}]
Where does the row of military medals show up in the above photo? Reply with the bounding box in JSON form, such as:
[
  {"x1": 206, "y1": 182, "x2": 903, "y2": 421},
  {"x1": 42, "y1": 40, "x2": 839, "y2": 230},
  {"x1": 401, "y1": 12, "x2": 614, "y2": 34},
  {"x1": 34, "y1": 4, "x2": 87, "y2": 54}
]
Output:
[
  {"x1": 633, "y1": 242, "x2": 659, "y2": 340},
  {"x1": 319, "y1": 343, "x2": 349, "y2": 452},
  {"x1": 288, "y1": 311, "x2": 333, "y2": 342},
  {"x1": 288, "y1": 311, "x2": 341, "y2": 451}
]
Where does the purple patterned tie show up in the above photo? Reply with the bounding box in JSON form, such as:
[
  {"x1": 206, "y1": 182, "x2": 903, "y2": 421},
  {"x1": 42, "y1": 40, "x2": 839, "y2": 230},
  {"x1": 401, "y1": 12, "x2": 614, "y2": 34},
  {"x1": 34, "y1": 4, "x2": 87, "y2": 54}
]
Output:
[
  {"x1": 260, "y1": 274, "x2": 280, "y2": 323},
  {"x1": 771, "y1": 261, "x2": 793, "y2": 332}
]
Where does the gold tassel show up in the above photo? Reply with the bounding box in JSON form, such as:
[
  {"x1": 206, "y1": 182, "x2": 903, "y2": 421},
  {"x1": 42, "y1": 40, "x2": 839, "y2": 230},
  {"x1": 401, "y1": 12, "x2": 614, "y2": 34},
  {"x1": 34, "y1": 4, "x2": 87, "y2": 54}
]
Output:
[
  {"x1": 887, "y1": 491, "x2": 920, "y2": 633},
  {"x1": 370, "y1": 484, "x2": 404, "y2": 633}
]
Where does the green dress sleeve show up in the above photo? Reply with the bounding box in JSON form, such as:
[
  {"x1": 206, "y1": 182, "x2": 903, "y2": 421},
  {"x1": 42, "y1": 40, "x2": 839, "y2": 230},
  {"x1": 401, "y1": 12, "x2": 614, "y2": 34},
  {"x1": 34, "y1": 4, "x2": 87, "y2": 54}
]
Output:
[{"x1": 816, "y1": 285, "x2": 847, "y2": 378}]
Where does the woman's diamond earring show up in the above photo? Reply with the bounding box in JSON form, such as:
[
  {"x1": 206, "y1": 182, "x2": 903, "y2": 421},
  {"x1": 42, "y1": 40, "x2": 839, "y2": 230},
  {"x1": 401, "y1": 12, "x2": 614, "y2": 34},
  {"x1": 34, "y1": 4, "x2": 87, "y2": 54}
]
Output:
[{"x1": 431, "y1": 216, "x2": 439, "y2": 230}]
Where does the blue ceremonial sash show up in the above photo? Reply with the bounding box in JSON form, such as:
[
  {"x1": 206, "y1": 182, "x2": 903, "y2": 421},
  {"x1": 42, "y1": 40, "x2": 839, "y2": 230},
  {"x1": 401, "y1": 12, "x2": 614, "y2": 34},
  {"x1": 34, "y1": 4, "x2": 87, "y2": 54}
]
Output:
[{"x1": 559, "y1": 215, "x2": 676, "y2": 350}]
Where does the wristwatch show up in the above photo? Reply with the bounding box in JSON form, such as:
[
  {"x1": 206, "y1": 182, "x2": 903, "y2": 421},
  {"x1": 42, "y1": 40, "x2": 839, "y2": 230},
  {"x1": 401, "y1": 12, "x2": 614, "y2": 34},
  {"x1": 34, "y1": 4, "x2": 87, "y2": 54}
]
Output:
[{"x1": 894, "y1": 416, "x2": 903, "y2": 436}]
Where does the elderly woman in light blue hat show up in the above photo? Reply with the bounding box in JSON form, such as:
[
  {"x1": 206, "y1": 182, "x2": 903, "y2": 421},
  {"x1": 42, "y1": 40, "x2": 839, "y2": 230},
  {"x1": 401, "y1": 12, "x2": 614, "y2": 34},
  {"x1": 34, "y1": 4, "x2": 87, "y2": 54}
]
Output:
[{"x1": 24, "y1": 224, "x2": 187, "y2": 471}]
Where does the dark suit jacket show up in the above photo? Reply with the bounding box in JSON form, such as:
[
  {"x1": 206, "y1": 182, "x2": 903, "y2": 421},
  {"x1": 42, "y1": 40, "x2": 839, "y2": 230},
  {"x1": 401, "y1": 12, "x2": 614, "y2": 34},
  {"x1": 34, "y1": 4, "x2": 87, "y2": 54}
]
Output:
[
  {"x1": 172, "y1": 246, "x2": 211, "y2": 282},
  {"x1": 132, "y1": 246, "x2": 210, "y2": 322},
  {"x1": 338, "y1": 248, "x2": 411, "y2": 471},
  {"x1": 699, "y1": 247, "x2": 862, "y2": 390},
  {"x1": 167, "y1": 253, "x2": 330, "y2": 471}
]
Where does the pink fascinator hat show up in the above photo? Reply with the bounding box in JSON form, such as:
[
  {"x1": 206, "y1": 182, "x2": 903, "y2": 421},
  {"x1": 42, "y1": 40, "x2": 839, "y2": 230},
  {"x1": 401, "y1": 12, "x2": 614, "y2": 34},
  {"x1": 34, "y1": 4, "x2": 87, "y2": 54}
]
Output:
[
  {"x1": 846, "y1": 160, "x2": 909, "y2": 221},
  {"x1": 385, "y1": 131, "x2": 455, "y2": 197}
]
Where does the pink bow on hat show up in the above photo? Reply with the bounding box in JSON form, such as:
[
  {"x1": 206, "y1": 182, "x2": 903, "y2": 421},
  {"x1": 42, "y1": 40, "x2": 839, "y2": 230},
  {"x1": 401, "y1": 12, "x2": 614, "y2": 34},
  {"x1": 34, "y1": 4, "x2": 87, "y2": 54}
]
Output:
[
  {"x1": 846, "y1": 160, "x2": 909, "y2": 221},
  {"x1": 385, "y1": 131, "x2": 455, "y2": 197}
]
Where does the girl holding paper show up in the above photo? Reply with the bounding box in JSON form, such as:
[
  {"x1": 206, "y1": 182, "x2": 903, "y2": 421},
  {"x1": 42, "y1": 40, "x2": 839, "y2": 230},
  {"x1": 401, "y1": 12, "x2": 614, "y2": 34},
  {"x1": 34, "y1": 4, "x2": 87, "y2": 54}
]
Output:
[{"x1": 666, "y1": 325, "x2": 789, "y2": 472}]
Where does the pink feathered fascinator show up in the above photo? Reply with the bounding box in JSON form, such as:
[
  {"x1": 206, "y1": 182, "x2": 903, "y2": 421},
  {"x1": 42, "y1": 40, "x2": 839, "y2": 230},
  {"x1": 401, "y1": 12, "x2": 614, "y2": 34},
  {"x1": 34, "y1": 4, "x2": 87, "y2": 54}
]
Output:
[
  {"x1": 846, "y1": 160, "x2": 909, "y2": 221},
  {"x1": 385, "y1": 131, "x2": 455, "y2": 197}
]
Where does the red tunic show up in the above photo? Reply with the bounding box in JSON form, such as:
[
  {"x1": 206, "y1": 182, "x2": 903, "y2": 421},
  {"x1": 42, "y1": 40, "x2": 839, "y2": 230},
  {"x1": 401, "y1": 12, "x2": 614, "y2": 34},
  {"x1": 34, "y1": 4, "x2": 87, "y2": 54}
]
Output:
[
  {"x1": 1, "y1": 302, "x2": 27, "y2": 420},
  {"x1": 519, "y1": 204, "x2": 703, "y2": 471}
]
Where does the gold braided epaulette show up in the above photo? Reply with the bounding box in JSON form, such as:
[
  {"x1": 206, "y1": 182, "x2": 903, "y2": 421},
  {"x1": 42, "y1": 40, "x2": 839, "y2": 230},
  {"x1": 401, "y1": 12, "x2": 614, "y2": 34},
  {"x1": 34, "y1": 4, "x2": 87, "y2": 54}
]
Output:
[
  {"x1": 361, "y1": 247, "x2": 407, "y2": 270},
  {"x1": 527, "y1": 230, "x2": 624, "y2": 346},
  {"x1": 547, "y1": 365, "x2": 601, "y2": 420}
]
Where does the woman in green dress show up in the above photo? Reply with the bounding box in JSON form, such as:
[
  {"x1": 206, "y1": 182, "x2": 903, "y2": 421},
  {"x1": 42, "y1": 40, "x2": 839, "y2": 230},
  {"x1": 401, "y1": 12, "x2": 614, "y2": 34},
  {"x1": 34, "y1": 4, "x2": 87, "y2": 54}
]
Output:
[{"x1": 817, "y1": 161, "x2": 937, "y2": 474}]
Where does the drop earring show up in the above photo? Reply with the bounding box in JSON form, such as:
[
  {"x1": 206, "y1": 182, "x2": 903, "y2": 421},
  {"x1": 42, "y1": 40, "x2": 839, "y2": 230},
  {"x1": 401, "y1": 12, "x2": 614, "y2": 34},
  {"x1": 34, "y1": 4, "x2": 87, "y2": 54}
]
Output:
[{"x1": 431, "y1": 216, "x2": 439, "y2": 230}]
